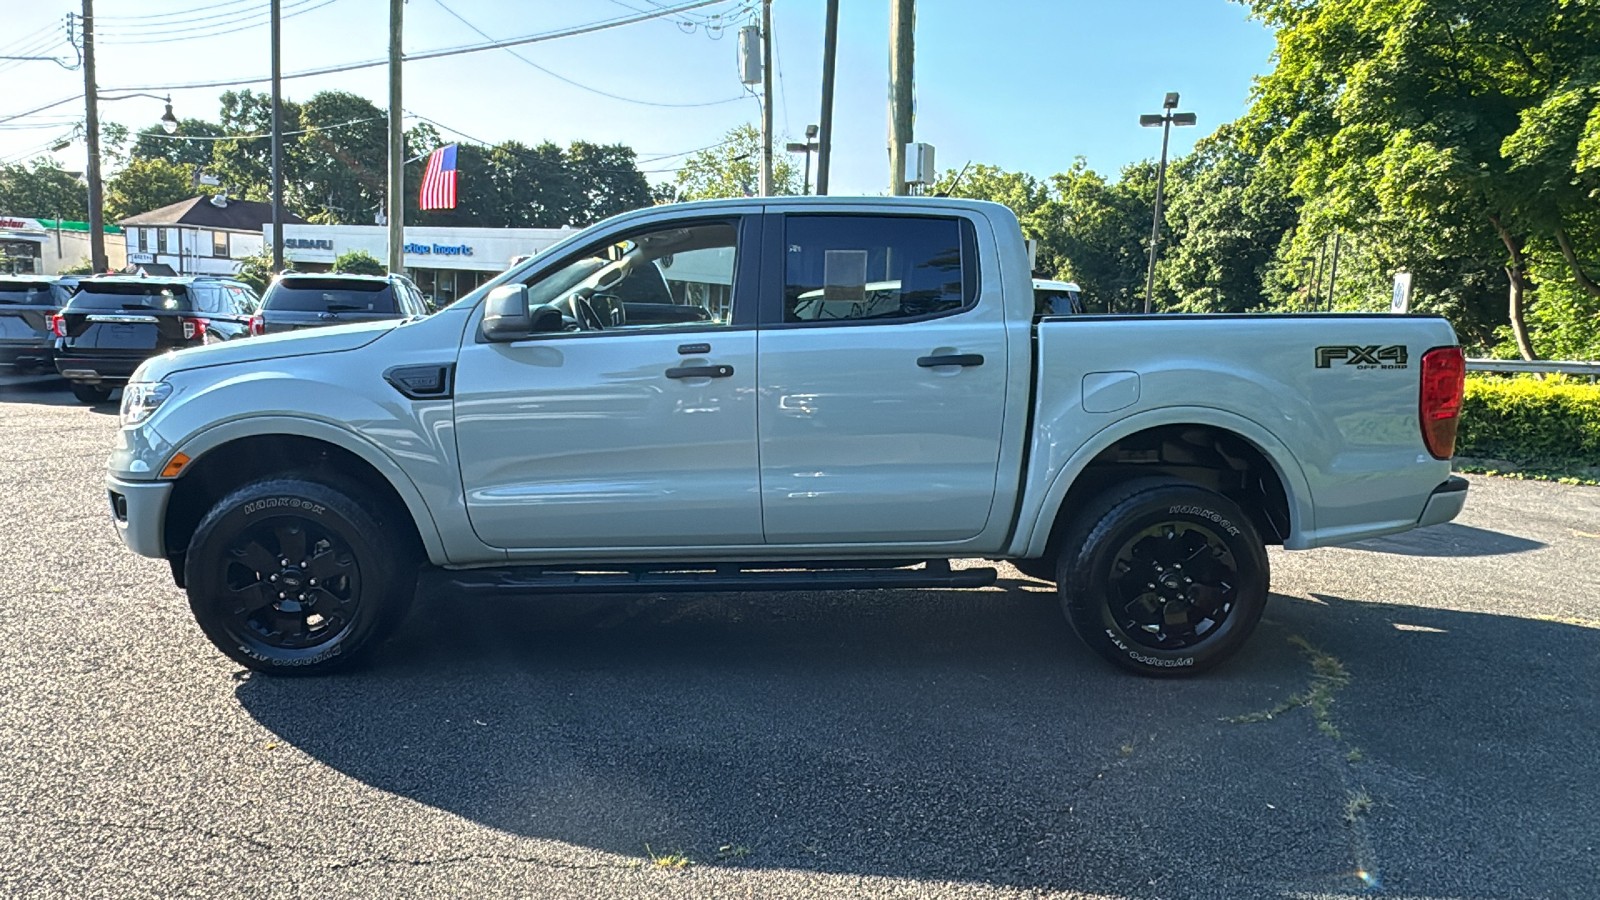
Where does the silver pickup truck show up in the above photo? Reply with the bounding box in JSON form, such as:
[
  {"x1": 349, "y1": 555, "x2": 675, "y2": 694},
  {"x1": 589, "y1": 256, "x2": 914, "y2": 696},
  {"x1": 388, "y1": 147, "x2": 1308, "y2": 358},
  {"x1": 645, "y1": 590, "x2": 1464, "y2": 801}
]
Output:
[{"x1": 106, "y1": 197, "x2": 1469, "y2": 676}]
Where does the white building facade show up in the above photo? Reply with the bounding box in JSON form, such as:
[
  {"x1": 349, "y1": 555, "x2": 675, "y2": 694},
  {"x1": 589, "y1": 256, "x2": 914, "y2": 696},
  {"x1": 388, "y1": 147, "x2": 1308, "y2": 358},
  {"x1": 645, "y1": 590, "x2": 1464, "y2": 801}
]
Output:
[{"x1": 267, "y1": 224, "x2": 572, "y2": 306}]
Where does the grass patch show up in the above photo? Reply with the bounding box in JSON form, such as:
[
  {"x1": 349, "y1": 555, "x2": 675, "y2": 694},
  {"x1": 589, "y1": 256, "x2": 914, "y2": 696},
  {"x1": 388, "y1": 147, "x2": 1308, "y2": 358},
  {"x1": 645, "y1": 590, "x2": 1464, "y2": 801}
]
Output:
[
  {"x1": 1227, "y1": 635, "x2": 1350, "y2": 740},
  {"x1": 1454, "y1": 460, "x2": 1600, "y2": 487},
  {"x1": 716, "y1": 844, "x2": 751, "y2": 861},
  {"x1": 1343, "y1": 789, "x2": 1374, "y2": 824},
  {"x1": 644, "y1": 844, "x2": 691, "y2": 870}
]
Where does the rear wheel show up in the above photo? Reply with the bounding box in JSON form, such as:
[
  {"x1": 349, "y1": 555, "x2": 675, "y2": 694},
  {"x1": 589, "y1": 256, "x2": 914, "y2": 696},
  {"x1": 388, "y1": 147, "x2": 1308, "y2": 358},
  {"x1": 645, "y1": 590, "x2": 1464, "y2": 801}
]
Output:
[
  {"x1": 1057, "y1": 477, "x2": 1268, "y2": 676},
  {"x1": 70, "y1": 383, "x2": 112, "y2": 404},
  {"x1": 184, "y1": 477, "x2": 418, "y2": 674}
]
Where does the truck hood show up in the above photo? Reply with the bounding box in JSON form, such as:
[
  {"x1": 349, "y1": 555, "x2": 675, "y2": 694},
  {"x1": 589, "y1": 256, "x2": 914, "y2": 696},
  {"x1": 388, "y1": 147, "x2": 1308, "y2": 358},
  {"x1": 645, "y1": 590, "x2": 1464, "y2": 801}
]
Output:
[{"x1": 132, "y1": 319, "x2": 396, "y2": 383}]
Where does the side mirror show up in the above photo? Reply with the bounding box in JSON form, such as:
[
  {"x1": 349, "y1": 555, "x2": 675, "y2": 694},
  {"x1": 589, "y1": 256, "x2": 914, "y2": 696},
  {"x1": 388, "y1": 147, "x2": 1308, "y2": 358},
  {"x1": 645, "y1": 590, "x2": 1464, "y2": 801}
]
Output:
[{"x1": 480, "y1": 285, "x2": 531, "y2": 341}]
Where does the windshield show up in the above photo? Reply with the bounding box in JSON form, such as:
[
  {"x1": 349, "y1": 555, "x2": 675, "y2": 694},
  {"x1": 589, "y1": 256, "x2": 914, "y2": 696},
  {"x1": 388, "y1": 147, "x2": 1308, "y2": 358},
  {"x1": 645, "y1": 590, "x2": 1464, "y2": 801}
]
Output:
[
  {"x1": 0, "y1": 283, "x2": 54, "y2": 305},
  {"x1": 265, "y1": 279, "x2": 396, "y2": 313},
  {"x1": 68, "y1": 284, "x2": 192, "y2": 312}
]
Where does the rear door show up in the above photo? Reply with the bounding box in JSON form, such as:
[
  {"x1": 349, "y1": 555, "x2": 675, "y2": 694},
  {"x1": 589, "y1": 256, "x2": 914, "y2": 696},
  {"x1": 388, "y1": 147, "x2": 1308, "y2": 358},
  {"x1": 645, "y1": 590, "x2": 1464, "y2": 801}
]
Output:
[{"x1": 755, "y1": 211, "x2": 1009, "y2": 544}]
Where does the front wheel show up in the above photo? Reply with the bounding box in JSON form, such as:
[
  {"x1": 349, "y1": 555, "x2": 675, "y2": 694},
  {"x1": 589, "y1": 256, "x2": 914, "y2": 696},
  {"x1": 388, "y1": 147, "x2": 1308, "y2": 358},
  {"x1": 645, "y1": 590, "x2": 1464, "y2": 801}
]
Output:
[
  {"x1": 184, "y1": 477, "x2": 418, "y2": 674},
  {"x1": 1057, "y1": 478, "x2": 1269, "y2": 677},
  {"x1": 70, "y1": 383, "x2": 112, "y2": 404}
]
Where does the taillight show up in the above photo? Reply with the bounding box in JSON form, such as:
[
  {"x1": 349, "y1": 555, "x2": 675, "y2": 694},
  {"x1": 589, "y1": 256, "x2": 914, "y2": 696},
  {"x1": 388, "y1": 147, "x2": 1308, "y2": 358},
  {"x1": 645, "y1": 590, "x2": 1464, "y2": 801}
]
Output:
[
  {"x1": 49, "y1": 313, "x2": 66, "y2": 338},
  {"x1": 1420, "y1": 346, "x2": 1466, "y2": 459},
  {"x1": 248, "y1": 314, "x2": 265, "y2": 336},
  {"x1": 181, "y1": 317, "x2": 209, "y2": 341}
]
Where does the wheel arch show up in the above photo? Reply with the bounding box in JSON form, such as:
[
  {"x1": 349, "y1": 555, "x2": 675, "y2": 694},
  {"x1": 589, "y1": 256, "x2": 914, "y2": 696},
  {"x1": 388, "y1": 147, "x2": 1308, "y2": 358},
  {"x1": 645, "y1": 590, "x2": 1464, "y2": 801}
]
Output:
[
  {"x1": 161, "y1": 417, "x2": 447, "y2": 573},
  {"x1": 1019, "y1": 408, "x2": 1315, "y2": 560}
]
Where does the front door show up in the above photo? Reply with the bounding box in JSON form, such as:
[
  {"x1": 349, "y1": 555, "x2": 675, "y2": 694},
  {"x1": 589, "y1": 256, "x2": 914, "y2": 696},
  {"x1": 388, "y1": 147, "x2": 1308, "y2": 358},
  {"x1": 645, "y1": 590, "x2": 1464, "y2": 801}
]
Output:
[
  {"x1": 757, "y1": 212, "x2": 1008, "y2": 544},
  {"x1": 454, "y1": 215, "x2": 762, "y2": 551}
]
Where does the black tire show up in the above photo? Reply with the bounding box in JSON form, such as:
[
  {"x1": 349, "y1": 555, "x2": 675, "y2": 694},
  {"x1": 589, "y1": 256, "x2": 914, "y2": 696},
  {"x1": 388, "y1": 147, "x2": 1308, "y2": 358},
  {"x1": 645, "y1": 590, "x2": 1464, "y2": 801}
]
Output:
[
  {"x1": 70, "y1": 383, "x2": 112, "y2": 404},
  {"x1": 184, "y1": 477, "x2": 418, "y2": 674},
  {"x1": 1057, "y1": 477, "x2": 1268, "y2": 677}
]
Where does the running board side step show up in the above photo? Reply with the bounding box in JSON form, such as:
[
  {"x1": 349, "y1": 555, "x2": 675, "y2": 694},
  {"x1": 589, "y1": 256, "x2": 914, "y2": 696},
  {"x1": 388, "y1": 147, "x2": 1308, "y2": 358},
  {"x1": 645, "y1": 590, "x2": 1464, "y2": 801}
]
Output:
[{"x1": 429, "y1": 559, "x2": 997, "y2": 596}]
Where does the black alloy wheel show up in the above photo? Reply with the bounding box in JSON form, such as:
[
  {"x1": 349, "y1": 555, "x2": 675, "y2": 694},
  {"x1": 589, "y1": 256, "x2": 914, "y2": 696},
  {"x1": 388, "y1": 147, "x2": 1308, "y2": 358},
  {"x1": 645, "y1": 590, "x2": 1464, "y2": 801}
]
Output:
[
  {"x1": 218, "y1": 517, "x2": 363, "y2": 655},
  {"x1": 185, "y1": 477, "x2": 417, "y2": 674},
  {"x1": 1056, "y1": 477, "x2": 1269, "y2": 676}
]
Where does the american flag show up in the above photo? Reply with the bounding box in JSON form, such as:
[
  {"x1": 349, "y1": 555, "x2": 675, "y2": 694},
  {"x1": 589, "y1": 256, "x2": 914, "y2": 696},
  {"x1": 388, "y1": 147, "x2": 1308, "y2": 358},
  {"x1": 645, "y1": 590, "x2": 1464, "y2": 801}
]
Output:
[{"x1": 419, "y1": 143, "x2": 458, "y2": 210}]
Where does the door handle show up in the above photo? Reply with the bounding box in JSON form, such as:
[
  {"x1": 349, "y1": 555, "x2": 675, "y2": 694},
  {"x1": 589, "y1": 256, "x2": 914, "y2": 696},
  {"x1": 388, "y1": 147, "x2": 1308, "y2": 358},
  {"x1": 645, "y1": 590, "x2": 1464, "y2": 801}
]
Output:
[
  {"x1": 917, "y1": 354, "x2": 984, "y2": 368},
  {"x1": 665, "y1": 364, "x2": 734, "y2": 379}
]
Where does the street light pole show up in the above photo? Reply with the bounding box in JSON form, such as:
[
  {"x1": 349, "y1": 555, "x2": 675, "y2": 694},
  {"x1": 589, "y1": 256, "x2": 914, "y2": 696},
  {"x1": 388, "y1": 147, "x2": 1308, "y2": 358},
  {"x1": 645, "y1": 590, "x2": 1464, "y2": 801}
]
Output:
[
  {"x1": 270, "y1": 0, "x2": 284, "y2": 273},
  {"x1": 785, "y1": 125, "x2": 819, "y2": 194},
  {"x1": 815, "y1": 0, "x2": 839, "y2": 195},
  {"x1": 1139, "y1": 92, "x2": 1196, "y2": 314},
  {"x1": 386, "y1": 0, "x2": 403, "y2": 274}
]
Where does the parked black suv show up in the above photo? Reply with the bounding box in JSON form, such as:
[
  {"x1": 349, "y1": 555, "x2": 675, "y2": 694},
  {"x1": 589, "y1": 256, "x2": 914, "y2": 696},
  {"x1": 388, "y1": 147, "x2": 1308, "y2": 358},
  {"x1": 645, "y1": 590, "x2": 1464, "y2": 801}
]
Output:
[
  {"x1": 0, "y1": 275, "x2": 78, "y2": 373},
  {"x1": 53, "y1": 276, "x2": 260, "y2": 404},
  {"x1": 256, "y1": 272, "x2": 429, "y2": 334}
]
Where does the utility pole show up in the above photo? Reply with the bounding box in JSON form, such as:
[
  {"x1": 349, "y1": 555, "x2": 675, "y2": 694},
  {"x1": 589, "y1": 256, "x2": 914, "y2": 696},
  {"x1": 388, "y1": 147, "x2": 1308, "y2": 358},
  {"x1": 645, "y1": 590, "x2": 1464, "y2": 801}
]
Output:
[
  {"x1": 386, "y1": 0, "x2": 404, "y2": 274},
  {"x1": 1138, "y1": 92, "x2": 1196, "y2": 313},
  {"x1": 887, "y1": 0, "x2": 914, "y2": 196},
  {"x1": 81, "y1": 0, "x2": 105, "y2": 273},
  {"x1": 270, "y1": 0, "x2": 284, "y2": 272},
  {"x1": 759, "y1": 0, "x2": 773, "y2": 196},
  {"x1": 815, "y1": 0, "x2": 839, "y2": 195}
]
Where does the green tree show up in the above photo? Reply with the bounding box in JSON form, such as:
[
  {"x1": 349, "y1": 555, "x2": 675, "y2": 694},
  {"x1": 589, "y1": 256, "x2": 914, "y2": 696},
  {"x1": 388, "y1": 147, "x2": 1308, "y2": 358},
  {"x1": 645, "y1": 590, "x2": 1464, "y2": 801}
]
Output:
[
  {"x1": 131, "y1": 119, "x2": 224, "y2": 168},
  {"x1": 0, "y1": 158, "x2": 88, "y2": 219},
  {"x1": 1158, "y1": 125, "x2": 1299, "y2": 313},
  {"x1": 672, "y1": 124, "x2": 802, "y2": 200},
  {"x1": 331, "y1": 249, "x2": 385, "y2": 275},
  {"x1": 1242, "y1": 0, "x2": 1600, "y2": 358},
  {"x1": 566, "y1": 141, "x2": 653, "y2": 225},
  {"x1": 106, "y1": 157, "x2": 195, "y2": 221}
]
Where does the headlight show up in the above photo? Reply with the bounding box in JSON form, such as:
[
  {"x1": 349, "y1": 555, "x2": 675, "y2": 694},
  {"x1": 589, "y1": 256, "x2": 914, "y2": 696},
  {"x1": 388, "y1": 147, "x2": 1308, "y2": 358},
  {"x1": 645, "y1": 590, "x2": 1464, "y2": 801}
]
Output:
[{"x1": 120, "y1": 381, "x2": 172, "y2": 427}]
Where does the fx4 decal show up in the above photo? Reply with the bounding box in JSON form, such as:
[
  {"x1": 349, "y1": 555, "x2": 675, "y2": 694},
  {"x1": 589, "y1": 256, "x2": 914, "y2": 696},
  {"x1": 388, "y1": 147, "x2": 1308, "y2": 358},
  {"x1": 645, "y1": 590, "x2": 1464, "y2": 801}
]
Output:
[{"x1": 1315, "y1": 345, "x2": 1409, "y2": 370}]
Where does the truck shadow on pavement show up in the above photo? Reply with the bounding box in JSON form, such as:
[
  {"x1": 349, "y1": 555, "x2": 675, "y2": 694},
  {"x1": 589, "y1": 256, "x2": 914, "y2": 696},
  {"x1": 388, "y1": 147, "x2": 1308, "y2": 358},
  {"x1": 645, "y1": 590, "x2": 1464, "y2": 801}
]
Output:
[
  {"x1": 1349, "y1": 522, "x2": 1545, "y2": 556},
  {"x1": 235, "y1": 583, "x2": 1599, "y2": 898}
]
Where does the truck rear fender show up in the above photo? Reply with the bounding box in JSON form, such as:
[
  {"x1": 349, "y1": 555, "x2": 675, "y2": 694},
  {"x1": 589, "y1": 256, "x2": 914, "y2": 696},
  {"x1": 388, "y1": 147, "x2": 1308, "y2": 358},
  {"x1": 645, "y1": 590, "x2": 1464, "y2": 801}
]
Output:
[{"x1": 1013, "y1": 407, "x2": 1316, "y2": 558}]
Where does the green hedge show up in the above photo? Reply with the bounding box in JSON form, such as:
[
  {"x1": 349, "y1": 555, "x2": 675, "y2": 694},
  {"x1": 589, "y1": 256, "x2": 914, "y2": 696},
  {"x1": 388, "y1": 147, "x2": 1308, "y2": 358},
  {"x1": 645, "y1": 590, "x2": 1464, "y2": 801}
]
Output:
[{"x1": 1457, "y1": 376, "x2": 1600, "y2": 464}]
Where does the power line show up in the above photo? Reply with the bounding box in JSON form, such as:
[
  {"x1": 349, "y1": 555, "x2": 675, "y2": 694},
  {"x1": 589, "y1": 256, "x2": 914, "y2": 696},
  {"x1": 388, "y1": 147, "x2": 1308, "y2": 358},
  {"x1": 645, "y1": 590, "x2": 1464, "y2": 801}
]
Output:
[
  {"x1": 103, "y1": 0, "x2": 729, "y2": 94},
  {"x1": 134, "y1": 114, "x2": 385, "y2": 141},
  {"x1": 98, "y1": 0, "x2": 338, "y2": 46},
  {"x1": 98, "y1": 0, "x2": 267, "y2": 22},
  {"x1": 97, "y1": 0, "x2": 331, "y2": 37},
  {"x1": 430, "y1": 0, "x2": 745, "y2": 108},
  {"x1": 0, "y1": 95, "x2": 83, "y2": 127},
  {"x1": 404, "y1": 110, "x2": 698, "y2": 175}
]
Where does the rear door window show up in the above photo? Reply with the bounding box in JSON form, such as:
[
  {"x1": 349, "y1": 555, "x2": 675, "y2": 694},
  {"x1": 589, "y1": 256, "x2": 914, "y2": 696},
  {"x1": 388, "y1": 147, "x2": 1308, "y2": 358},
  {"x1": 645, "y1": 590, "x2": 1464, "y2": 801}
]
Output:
[
  {"x1": 267, "y1": 279, "x2": 396, "y2": 313},
  {"x1": 781, "y1": 215, "x2": 977, "y2": 324}
]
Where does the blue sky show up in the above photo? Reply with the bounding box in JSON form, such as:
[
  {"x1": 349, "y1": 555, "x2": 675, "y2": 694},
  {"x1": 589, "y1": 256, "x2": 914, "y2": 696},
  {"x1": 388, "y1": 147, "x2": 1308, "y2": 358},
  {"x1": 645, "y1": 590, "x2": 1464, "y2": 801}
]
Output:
[{"x1": 2, "y1": 0, "x2": 1278, "y2": 196}]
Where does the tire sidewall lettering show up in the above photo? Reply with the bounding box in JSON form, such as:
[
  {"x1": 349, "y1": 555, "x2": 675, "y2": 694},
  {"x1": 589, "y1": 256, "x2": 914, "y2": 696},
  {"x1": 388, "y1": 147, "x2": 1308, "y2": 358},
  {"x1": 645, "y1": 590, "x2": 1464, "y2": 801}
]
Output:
[
  {"x1": 1166, "y1": 504, "x2": 1241, "y2": 537},
  {"x1": 242, "y1": 497, "x2": 328, "y2": 517}
]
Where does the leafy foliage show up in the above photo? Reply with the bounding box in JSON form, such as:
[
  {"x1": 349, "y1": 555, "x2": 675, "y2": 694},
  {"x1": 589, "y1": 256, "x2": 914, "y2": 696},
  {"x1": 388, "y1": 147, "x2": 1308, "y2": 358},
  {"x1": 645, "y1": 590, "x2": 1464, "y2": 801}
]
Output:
[
  {"x1": 0, "y1": 158, "x2": 88, "y2": 219},
  {"x1": 331, "y1": 249, "x2": 385, "y2": 275},
  {"x1": 105, "y1": 158, "x2": 195, "y2": 222},
  {"x1": 671, "y1": 124, "x2": 802, "y2": 201},
  {"x1": 1458, "y1": 376, "x2": 1600, "y2": 465}
]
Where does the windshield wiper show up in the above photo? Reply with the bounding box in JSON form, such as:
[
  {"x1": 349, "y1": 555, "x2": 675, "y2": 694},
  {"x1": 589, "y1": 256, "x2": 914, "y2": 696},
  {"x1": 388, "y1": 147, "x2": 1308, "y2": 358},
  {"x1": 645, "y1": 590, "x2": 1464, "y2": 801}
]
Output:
[{"x1": 323, "y1": 303, "x2": 368, "y2": 312}]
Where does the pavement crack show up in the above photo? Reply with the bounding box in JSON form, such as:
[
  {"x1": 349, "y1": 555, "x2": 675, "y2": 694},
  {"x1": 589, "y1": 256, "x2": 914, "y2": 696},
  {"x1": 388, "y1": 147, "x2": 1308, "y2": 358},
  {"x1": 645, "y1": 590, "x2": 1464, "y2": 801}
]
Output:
[
  {"x1": 48, "y1": 816, "x2": 283, "y2": 854},
  {"x1": 326, "y1": 852, "x2": 638, "y2": 872}
]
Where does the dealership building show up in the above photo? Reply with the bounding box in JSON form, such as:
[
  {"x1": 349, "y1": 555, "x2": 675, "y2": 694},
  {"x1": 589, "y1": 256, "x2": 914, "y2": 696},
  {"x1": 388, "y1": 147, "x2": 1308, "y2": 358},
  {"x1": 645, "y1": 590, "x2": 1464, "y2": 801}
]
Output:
[{"x1": 268, "y1": 224, "x2": 572, "y2": 306}]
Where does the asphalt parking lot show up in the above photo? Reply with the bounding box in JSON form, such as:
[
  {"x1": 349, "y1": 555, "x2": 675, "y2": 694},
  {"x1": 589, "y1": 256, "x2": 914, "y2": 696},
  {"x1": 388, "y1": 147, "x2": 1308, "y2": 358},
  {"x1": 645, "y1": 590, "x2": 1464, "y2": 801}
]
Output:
[{"x1": 1, "y1": 375, "x2": 1596, "y2": 900}]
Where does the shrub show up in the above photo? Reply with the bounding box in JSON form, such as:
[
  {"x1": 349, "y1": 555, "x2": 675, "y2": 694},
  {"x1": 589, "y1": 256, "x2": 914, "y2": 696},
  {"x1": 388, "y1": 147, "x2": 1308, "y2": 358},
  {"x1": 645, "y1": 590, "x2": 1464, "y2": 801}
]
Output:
[
  {"x1": 332, "y1": 249, "x2": 385, "y2": 276},
  {"x1": 1457, "y1": 376, "x2": 1600, "y2": 465}
]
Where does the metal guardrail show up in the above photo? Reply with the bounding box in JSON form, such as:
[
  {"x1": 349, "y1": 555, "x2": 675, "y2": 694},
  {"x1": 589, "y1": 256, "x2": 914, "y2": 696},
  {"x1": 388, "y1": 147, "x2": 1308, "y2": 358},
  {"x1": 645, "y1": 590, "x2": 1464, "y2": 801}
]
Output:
[{"x1": 1466, "y1": 358, "x2": 1600, "y2": 380}]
